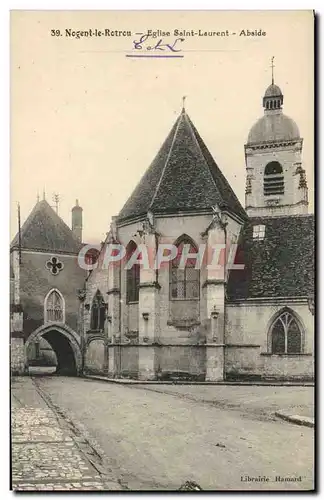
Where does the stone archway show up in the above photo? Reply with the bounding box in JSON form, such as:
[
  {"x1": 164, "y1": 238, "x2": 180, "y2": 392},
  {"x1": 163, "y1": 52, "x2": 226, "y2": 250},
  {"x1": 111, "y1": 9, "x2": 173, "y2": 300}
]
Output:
[{"x1": 25, "y1": 323, "x2": 82, "y2": 375}]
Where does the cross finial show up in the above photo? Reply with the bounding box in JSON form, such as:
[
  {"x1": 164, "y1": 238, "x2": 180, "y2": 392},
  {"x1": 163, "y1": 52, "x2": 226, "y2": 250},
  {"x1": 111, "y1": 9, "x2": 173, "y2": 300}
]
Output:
[
  {"x1": 271, "y1": 56, "x2": 275, "y2": 85},
  {"x1": 182, "y1": 95, "x2": 186, "y2": 111}
]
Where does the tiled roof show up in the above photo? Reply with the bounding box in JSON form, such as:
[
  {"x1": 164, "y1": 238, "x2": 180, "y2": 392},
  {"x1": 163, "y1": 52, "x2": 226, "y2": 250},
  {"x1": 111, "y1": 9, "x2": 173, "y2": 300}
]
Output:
[
  {"x1": 11, "y1": 200, "x2": 82, "y2": 254},
  {"x1": 227, "y1": 214, "x2": 314, "y2": 300},
  {"x1": 117, "y1": 109, "x2": 246, "y2": 222}
]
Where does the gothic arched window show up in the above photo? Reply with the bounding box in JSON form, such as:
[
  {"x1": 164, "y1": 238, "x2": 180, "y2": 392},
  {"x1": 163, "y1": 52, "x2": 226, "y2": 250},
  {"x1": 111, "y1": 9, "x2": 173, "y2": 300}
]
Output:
[
  {"x1": 45, "y1": 289, "x2": 64, "y2": 323},
  {"x1": 90, "y1": 290, "x2": 106, "y2": 331},
  {"x1": 270, "y1": 310, "x2": 302, "y2": 354},
  {"x1": 126, "y1": 241, "x2": 140, "y2": 304},
  {"x1": 170, "y1": 237, "x2": 200, "y2": 300},
  {"x1": 264, "y1": 161, "x2": 284, "y2": 196}
]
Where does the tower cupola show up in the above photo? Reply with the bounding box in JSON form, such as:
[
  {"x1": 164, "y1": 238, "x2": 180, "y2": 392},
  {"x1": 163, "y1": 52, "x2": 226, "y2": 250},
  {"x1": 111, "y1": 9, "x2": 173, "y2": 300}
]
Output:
[{"x1": 244, "y1": 59, "x2": 308, "y2": 217}]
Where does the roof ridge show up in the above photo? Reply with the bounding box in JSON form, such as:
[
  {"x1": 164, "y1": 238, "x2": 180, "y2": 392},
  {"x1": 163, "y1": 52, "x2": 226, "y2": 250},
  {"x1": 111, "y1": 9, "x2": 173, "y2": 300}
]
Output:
[
  {"x1": 183, "y1": 112, "x2": 220, "y2": 199},
  {"x1": 149, "y1": 112, "x2": 183, "y2": 210},
  {"x1": 187, "y1": 115, "x2": 246, "y2": 219}
]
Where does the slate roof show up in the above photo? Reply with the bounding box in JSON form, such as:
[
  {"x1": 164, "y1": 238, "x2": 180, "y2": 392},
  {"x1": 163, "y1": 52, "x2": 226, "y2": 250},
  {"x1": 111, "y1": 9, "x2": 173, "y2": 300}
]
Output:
[
  {"x1": 117, "y1": 109, "x2": 247, "y2": 223},
  {"x1": 11, "y1": 199, "x2": 82, "y2": 254},
  {"x1": 227, "y1": 214, "x2": 315, "y2": 300}
]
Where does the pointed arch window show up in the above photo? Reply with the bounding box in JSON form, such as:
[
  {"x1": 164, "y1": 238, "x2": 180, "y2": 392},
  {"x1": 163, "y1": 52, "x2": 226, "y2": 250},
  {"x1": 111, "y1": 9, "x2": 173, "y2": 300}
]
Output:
[
  {"x1": 126, "y1": 241, "x2": 140, "y2": 304},
  {"x1": 45, "y1": 289, "x2": 65, "y2": 323},
  {"x1": 90, "y1": 290, "x2": 106, "y2": 331},
  {"x1": 264, "y1": 161, "x2": 284, "y2": 196},
  {"x1": 170, "y1": 237, "x2": 200, "y2": 300},
  {"x1": 270, "y1": 310, "x2": 302, "y2": 354}
]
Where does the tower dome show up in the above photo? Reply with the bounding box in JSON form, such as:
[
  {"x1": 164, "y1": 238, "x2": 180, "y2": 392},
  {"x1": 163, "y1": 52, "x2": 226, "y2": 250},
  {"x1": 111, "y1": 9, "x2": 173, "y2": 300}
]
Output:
[
  {"x1": 264, "y1": 83, "x2": 283, "y2": 98},
  {"x1": 247, "y1": 113, "x2": 300, "y2": 144},
  {"x1": 247, "y1": 80, "x2": 300, "y2": 145}
]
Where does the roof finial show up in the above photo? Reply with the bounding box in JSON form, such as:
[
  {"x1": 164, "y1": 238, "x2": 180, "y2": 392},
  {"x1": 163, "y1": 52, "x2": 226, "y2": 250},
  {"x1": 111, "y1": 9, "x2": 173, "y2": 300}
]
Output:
[
  {"x1": 43, "y1": 188, "x2": 46, "y2": 200},
  {"x1": 53, "y1": 193, "x2": 60, "y2": 214},
  {"x1": 271, "y1": 56, "x2": 275, "y2": 85},
  {"x1": 37, "y1": 191, "x2": 40, "y2": 203},
  {"x1": 182, "y1": 95, "x2": 186, "y2": 111}
]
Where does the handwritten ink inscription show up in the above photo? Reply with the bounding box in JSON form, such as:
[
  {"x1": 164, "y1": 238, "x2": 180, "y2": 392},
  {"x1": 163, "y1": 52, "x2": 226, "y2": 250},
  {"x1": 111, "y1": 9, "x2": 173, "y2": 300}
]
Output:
[{"x1": 133, "y1": 33, "x2": 185, "y2": 53}]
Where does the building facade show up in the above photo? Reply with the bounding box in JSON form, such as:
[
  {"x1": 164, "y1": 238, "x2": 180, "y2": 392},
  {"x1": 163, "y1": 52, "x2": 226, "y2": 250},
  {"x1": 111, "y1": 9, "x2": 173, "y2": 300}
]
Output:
[{"x1": 10, "y1": 77, "x2": 315, "y2": 381}]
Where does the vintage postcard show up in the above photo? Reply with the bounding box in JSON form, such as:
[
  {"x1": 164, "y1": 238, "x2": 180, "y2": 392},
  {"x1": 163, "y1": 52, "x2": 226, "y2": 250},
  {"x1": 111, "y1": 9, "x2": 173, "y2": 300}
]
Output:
[{"x1": 10, "y1": 10, "x2": 314, "y2": 491}]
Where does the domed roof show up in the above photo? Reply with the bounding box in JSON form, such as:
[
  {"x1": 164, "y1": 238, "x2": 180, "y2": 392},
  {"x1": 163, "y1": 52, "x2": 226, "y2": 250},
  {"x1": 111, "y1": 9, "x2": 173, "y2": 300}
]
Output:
[
  {"x1": 247, "y1": 112, "x2": 300, "y2": 144},
  {"x1": 264, "y1": 83, "x2": 283, "y2": 98}
]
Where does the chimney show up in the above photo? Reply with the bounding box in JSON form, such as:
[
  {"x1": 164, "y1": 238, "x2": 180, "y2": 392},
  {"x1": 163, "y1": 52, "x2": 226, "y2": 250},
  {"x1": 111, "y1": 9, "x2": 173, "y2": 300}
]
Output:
[{"x1": 72, "y1": 199, "x2": 83, "y2": 242}]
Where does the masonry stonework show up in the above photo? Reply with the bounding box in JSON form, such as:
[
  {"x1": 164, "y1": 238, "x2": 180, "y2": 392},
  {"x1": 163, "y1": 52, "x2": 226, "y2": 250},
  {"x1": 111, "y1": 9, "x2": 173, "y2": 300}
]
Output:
[{"x1": 11, "y1": 77, "x2": 314, "y2": 382}]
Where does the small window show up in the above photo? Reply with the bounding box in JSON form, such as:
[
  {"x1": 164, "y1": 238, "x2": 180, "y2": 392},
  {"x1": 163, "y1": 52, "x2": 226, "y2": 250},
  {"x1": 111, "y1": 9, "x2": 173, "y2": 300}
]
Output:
[
  {"x1": 90, "y1": 290, "x2": 106, "y2": 331},
  {"x1": 45, "y1": 289, "x2": 64, "y2": 323},
  {"x1": 253, "y1": 225, "x2": 266, "y2": 240},
  {"x1": 126, "y1": 241, "x2": 140, "y2": 303}
]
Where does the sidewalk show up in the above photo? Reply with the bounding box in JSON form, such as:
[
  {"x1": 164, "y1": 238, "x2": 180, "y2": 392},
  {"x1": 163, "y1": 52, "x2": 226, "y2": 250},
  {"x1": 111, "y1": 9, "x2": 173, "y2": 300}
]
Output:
[
  {"x1": 11, "y1": 377, "x2": 124, "y2": 491},
  {"x1": 275, "y1": 411, "x2": 315, "y2": 429}
]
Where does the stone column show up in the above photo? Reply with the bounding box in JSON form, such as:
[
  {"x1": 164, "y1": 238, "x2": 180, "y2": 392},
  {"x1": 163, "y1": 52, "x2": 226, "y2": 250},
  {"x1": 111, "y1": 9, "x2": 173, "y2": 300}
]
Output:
[
  {"x1": 77, "y1": 288, "x2": 87, "y2": 374},
  {"x1": 138, "y1": 220, "x2": 160, "y2": 380},
  {"x1": 103, "y1": 306, "x2": 109, "y2": 375},
  {"x1": 203, "y1": 221, "x2": 226, "y2": 382},
  {"x1": 107, "y1": 241, "x2": 121, "y2": 378},
  {"x1": 10, "y1": 249, "x2": 25, "y2": 375},
  {"x1": 83, "y1": 302, "x2": 91, "y2": 372}
]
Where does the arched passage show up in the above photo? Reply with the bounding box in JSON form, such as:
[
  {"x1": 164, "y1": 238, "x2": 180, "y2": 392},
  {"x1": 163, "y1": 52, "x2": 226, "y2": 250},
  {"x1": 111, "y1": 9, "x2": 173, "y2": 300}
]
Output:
[{"x1": 25, "y1": 323, "x2": 82, "y2": 376}]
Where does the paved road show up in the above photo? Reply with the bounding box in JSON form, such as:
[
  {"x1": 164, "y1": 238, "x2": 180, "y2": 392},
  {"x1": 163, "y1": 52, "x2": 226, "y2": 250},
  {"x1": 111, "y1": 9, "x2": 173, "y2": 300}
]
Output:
[
  {"x1": 11, "y1": 378, "x2": 123, "y2": 491},
  {"x1": 34, "y1": 377, "x2": 314, "y2": 491}
]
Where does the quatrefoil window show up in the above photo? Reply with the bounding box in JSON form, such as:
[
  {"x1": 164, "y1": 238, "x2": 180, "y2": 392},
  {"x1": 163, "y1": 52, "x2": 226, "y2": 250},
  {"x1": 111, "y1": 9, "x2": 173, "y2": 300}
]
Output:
[{"x1": 46, "y1": 256, "x2": 64, "y2": 275}]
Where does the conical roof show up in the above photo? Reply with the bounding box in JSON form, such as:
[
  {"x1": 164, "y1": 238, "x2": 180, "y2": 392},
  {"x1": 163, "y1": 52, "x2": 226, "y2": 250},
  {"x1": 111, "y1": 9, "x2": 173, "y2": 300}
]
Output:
[
  {"x1": 117, "y1": 109, "x2": 246, "y2": 222},
  {"x1": 11, "y1": 199, "x2": 82, "y2": 253}
]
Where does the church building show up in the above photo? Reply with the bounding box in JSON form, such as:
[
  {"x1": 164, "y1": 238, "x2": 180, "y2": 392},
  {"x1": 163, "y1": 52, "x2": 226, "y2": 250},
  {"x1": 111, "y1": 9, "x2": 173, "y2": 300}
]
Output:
[{"x1": 10, "y1": 75, "x2": 314, "y2": 381}]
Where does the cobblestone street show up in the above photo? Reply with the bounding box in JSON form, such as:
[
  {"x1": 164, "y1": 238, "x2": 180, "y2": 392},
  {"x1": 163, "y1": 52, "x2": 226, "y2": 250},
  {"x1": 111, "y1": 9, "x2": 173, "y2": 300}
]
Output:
[
  {"x1": 11, "y1": 378, "x2": 124, "y2": 491},
  {"x1": 14, "y1": 376, "x2": 314, "y2": 491}
]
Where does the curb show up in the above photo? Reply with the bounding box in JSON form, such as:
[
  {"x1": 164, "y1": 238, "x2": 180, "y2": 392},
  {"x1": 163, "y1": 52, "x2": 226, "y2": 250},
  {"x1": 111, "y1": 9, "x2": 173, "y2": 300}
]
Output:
[
  {"x1": 275, "y1": 411, "x2": 314, "y2": 428},
  {"x1": 83, "y1": 374, "x2": 314, "y2": 387}
]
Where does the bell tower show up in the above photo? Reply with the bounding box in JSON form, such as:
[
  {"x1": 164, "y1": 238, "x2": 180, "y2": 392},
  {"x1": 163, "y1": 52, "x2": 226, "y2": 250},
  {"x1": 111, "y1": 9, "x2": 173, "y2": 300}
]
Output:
[{"x1": 244, "y1": 61, "x2": 308, "y2": 217}]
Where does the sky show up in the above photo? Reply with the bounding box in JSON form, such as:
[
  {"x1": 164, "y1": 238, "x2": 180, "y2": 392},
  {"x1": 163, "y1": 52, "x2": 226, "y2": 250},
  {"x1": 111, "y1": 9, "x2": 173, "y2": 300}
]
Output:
[{"x1": 10, "y1": 10, "x2": 314, "y2": 243}]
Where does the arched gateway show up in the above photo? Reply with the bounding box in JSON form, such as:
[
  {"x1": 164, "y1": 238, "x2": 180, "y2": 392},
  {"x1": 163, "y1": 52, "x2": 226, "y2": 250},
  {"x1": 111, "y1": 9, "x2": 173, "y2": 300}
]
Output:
[{"x1": 25, "y1": 323, "x2": 82, "y2": 375}]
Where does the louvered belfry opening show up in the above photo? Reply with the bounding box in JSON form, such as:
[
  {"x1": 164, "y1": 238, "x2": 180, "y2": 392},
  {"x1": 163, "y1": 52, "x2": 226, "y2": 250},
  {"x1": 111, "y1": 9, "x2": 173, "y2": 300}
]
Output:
[{"x1": 264, "y1": 161, "x2": 284, "y2": 196}]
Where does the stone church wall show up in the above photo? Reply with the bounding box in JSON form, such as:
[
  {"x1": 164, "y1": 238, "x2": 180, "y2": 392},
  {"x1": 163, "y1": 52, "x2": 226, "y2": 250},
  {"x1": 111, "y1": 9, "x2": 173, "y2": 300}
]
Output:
[
  {"x1": 11, "y1": 338, "x2": 25, "y2": 374},
  {"x1": 84, "y1": 338, "x2": 105, "y2": 374},
  {"x1": 225, "y1": 301, "x2": 314, "y2": 380},
  {"x1": 18, "y1": 250, "x2": 86, "y2": 336},
  {"x1": 156, "y1": 346, "x2": 206, "y2": 380}
]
